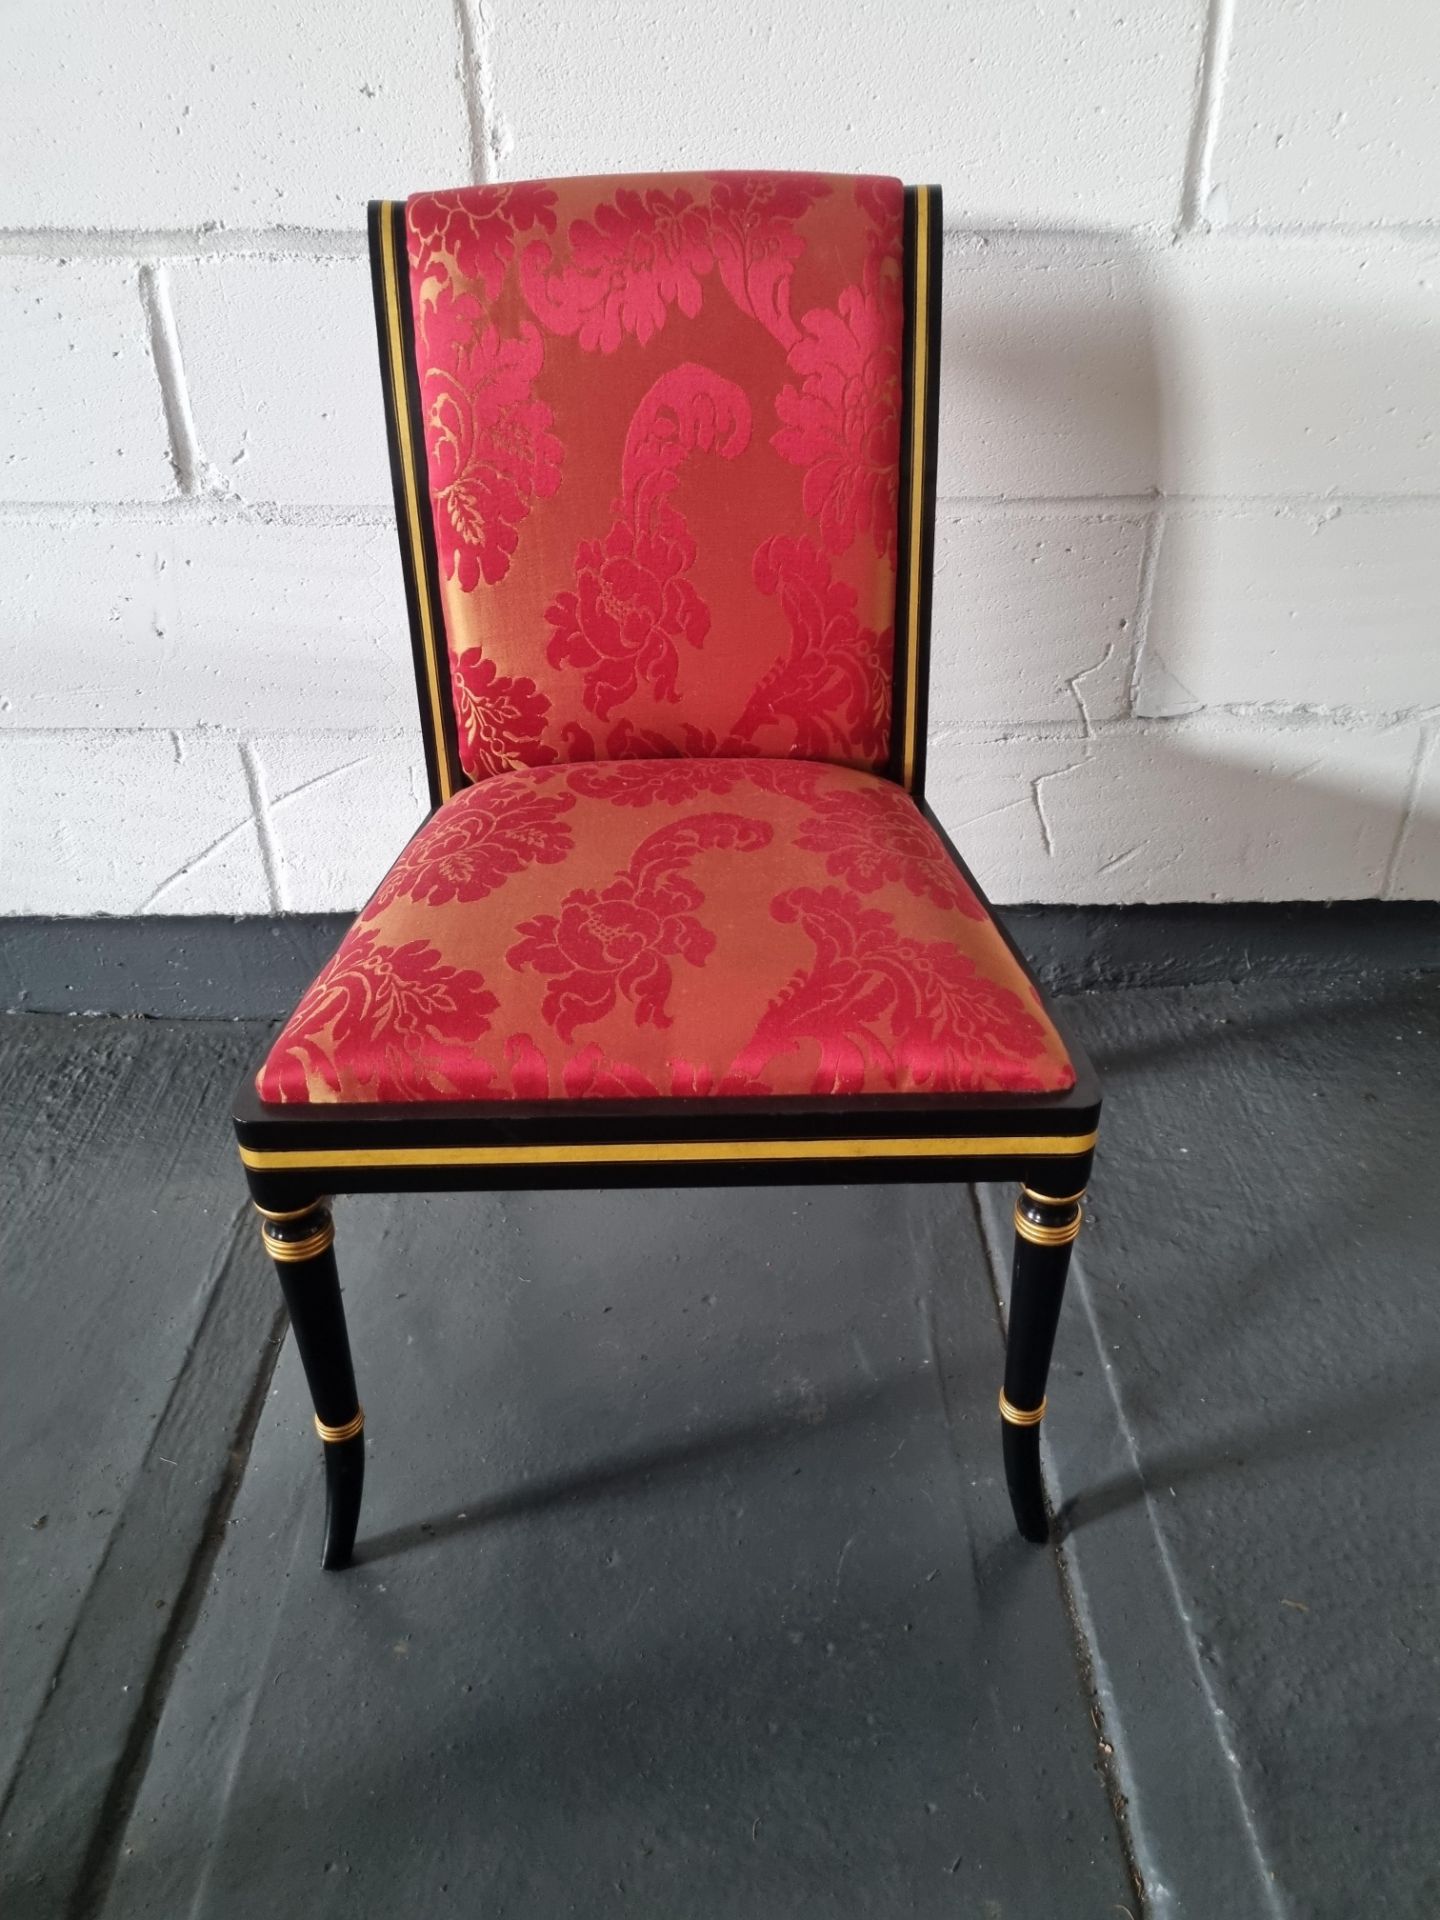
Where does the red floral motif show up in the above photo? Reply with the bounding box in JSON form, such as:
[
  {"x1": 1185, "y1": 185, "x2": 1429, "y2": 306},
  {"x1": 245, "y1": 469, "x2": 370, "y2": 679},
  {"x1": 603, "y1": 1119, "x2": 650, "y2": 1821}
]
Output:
[
  {"x1": 730, "y1": 536, "x2": 891, "y2": 762},
  {"x1": 502, "y1": 1031, "x2": 553, "y2": 1100},
  {"x1": 451, "y1": 648, "x2": 557, "y2": 778},
  {"x1": 773, "y1": 279, "x2": 901, "y2": 561},
  {"x1": 855, "y1": 177, "x2": 902, "y2": 247},
  {"x1": 794, "y1": 783, "x2": 986, "y2": 918},
  {"x1": 855, "y1": 177, "x2": 904, "y2": 304},
  {"x1": 566, "y1": 759, "x2": 750, "y2": 806},
  {"x1": 362, "y1": 781, "x2": 575, "y2": 919},
  {"x1": 545, "y1": 365, "x2": 750, "y2": 719},
  {"x1": 561, "y1": 1044, "x2": 662, "y2": 1099},
  {"x1": 409, "y1": 184, "x2": 559, "y2": 299},
  {"x1": 706, "y1": 173, "x2": 832, "y2": 346},
  {"x1": 520, "y1": 186, "x2": 714, "y2": 352},
  {"x1": 726, "y1": 887, "x2": 1053, "y2": 1096},
  {"x1": 506, "y1": 1037, "x2": 756, "y2": 1101},
  {"x1": 722, "y1": 757, "x2": 833, "y2": 806},
  {"x1": 507, "y1": 812, "x2": 772, "y2": 1041},
  {"x1": 544, "y1": 515, "x2": 707, "y2": 720},
  {"x1": 567, "y1": 755, "x2": 832, "y2": 809},
  {"x1": 516, "y1": 176, "x2": 833, "y2": 354},
  {"x1": 258, "y1": 926, "x2": 499, "y2": 1104},
  {"x1": 560, "y1": 717, "x2": 725, "y2": 762},
  {"x1": 422, "y1": 288, "x2": 563, "y2": 591}
]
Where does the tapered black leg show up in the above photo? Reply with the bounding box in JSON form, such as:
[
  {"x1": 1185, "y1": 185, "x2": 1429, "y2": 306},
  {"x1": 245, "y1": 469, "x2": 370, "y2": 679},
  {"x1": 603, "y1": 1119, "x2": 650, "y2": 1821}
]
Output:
[
  {"x1": 256, "y1": 1200, "x2": 364, "y2": 1570},
  {"x1": 1000, "y1": 1183, "x2": 1084, "y2": 1544}
]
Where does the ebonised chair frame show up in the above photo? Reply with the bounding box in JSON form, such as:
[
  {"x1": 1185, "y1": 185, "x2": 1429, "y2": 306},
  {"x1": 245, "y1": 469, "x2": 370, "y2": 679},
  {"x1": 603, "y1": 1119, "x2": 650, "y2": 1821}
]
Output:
[{"x1": 234, "y1": 183, "x2": 1101, "y2": 1569}]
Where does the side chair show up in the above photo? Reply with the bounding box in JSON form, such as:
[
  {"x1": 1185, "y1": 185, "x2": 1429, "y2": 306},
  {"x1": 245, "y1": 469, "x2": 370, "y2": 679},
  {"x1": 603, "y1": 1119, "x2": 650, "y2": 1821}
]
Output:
[{"x1": 233, "y1": 172, "x2": 1101, "y2": 1569}]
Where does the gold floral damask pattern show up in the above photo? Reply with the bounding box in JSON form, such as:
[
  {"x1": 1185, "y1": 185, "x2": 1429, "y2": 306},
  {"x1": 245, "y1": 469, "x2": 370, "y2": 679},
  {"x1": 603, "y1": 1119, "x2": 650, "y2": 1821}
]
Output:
[
  {"x1": 258, "y1": 761, "x2": 1075, "y2": 1105},
  {"x1": 404, "y1": 173, "x2": 905, "y2": 780}
]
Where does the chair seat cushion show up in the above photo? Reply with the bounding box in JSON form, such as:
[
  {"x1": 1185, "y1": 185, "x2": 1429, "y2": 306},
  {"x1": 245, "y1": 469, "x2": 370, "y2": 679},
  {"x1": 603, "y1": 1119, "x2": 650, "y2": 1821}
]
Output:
[{"x1": 257, "y1": 761, "x2": 1074, "y2": 1104}]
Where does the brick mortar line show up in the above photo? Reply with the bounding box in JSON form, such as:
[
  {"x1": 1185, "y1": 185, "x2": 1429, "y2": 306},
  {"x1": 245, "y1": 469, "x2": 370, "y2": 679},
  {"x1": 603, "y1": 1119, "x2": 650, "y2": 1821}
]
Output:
[
  {"x1": 934, "y1": 496, "x2": 1440, "y2": 513},
  {"x1": 2, "y1": 223, "x2": 1438, "y2": 263},
  {"x1": 5, "y1": 495, "x2": 1440, "y2": 529},
  {"x1": 0, "y1": 499, "x2": 398, "y2": 525},
  {"x1": 1126, "y1": 509, "x2": 1166, "y2": 718},
  {"x1": 453, "y1": 0, "x2": 503, "y2": 183},
  {"x1": 1382, "y1": 723, "x2": 1439, "y2": 899},
  {"x1": 239, "y1": 740, "x2": 284, "y2": 914},
  {"x1": 0, "y1": 228, "x2": 370, "y2": 260},
  {"x1": 137, "y1": 264, "x2": 203, "y2": 497},
  {"x1": 1180, "y1": 0, "x2": 1238, "y2": 232},
  {"x1": 5, "y1": 708, "x2": 1432, "y2": 743}
]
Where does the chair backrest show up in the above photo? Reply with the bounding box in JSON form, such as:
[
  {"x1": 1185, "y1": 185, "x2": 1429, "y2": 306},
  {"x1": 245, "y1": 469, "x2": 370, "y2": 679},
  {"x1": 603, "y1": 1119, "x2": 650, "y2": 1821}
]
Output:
[{"x1": 369, "y1": 173, "x2": 940, "y2": 806}]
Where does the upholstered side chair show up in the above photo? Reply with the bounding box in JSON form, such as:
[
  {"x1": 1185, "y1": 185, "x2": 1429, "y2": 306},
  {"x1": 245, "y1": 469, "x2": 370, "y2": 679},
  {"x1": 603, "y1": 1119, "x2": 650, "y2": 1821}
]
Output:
[{"x1": 234, "y1": 173, "x2": 1100, "y2": 1570}]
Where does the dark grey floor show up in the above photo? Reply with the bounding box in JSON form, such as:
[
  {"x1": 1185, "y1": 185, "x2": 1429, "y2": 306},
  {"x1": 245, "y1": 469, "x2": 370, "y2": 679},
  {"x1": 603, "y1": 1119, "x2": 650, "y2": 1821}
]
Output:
[{"x1": 2, "y1": 975, "x2": 1437, "y2": 1918}]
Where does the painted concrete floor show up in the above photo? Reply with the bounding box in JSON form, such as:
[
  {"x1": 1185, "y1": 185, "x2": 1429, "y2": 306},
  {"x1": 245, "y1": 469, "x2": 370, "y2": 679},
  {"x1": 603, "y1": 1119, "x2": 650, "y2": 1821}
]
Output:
[{"x1": 2, "y1": 975, "x2": 1437, "y2": 1918}]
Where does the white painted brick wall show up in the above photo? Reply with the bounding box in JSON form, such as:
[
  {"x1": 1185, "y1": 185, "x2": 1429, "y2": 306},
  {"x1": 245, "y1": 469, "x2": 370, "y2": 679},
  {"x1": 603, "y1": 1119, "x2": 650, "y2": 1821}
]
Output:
[
  {"x1": 0, "y1": 517, "x2": 415, "y2": 732},
  {"x1": 2, "y1": 1, "x2": 472, "y2": 230},
  {"x1": 488, "y1": 0, "x2": 1205, "y2": 228},
  {"x1": 1214, "y1": 1, "x2": 1440, "y2": 227},
  {"x1": 1, "y1": 261, "x2": 174, "y2": 500},
  {"x1": 1, "y1": 0, "x2": 1437, "y2": 914},
  {"x1": 1139, "y1": 506, "x2": 1440, "y2": 718},
  {"x1": 940, "y1": 233, "x2": 1440, "y2": 498},
  {"x1": 930, "y1": 510, "x2": 1145, "y2": 728},
  {"x1": 167, "y1": 258, "x2": 394, "y2": 504}
]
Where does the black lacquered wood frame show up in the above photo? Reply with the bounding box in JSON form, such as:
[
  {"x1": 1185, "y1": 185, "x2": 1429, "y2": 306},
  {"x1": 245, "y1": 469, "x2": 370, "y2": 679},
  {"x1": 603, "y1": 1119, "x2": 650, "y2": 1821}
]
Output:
[
  {"x1": 889, "y1": 183, "x2": 941, "y2": 799},
  {"x1": 240, "y1": 180, "x2": 1099, "y2": 1566},
  {"x1": 368, "y1": 197, "x2": 465, "y2": 808}
]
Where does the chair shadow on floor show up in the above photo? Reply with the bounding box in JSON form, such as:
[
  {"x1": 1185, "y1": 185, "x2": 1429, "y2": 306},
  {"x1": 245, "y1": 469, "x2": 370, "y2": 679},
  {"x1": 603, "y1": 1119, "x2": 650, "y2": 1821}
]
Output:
[
  {"x1": 1052, "y1": 1345, "x2": 1440, "y2": 1541},
  {"x1": 1082, "y1": 972, "x2": 1437, "y2": 1078},
  {"x1": 1051, "y1": 968, "x2": 1440, "y2": 1541},
  {"x1": 356, "y1": 1369, "x2": 929, "y2": 1566}
]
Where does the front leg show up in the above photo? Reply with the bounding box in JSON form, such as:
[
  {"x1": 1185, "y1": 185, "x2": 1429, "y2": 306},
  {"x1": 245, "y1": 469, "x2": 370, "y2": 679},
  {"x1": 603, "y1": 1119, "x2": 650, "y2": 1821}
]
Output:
[
  {"x1": 999, "y1": 1184, "x2": 1084, "y2": 1544},
  {"x1": 256, "y1": 1200, "x2": 365, "y2": 1570}
]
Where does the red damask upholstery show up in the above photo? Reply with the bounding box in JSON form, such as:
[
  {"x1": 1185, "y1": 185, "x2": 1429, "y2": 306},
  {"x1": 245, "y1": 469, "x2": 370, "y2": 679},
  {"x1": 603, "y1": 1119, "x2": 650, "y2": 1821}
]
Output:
[
  {"x1": 258, "y1": 761, "x2": 1074, "y2": 1105},
  {"x1": 406, "y1": 173, "x2": 904, "y2": 779}
]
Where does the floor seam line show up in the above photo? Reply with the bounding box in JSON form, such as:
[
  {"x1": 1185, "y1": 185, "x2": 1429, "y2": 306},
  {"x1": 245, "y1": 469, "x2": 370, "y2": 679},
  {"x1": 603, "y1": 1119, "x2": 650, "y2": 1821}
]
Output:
[
  {"x1": 63, "y1": 1214, "x2": 287, "y2": 1920},
  {"x1": 1059, "y1": 1233, "x2": 1289, "y2": 1920},
  {"x1": 970, "y1": 1186, "x2": 1150, "y2": 1914}
]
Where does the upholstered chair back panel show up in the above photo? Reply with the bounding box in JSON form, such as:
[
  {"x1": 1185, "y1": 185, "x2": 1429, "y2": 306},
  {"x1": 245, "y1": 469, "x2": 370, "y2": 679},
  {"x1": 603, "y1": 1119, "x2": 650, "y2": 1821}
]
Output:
[{"x1": 404, "y1": 173, "x2": 905, "y2": 782}]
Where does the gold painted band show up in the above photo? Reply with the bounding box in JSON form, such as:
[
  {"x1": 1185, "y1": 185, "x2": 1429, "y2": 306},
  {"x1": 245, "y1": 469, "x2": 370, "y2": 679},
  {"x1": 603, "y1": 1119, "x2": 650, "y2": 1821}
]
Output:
[
  {"x1": 315, "y1": 1407, "x2": 365, "y2": 1444},
  {"x1": 1013, "y1": 1204, "x2": 1082, "y2": 1248},
  {"x1": 379, "y1": 201, "x2": 453, "y2": 803},
  {"x1": 998, "y1": 1390, "x2": 1046, "y2": 1428},
  {"x1": 239, "y1": 1129, "x2": 1098, "y2": 1174},
  {"x1": 1021, "y1": 1185, "x2": 1087, "y2": 1209},
  {"x1": 902, "y1": 185, "x2": 929, "y2": 794},
  {"x1": 261, "y1": 1219, "x2": 336, "y2": 1263},
  {"x1": 252, "y1": 1198, "x2": 331, "y2": 1222}
]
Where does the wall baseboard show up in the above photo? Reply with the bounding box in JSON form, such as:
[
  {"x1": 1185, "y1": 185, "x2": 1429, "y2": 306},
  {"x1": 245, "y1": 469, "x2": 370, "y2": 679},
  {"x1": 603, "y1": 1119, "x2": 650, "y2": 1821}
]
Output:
[
  {"x1": 2, "y1": 904, "x2": 1436, "y2": 1020},
  {"x1": 1004, "y1": 900, "x2": 1440, "y2": 994}
]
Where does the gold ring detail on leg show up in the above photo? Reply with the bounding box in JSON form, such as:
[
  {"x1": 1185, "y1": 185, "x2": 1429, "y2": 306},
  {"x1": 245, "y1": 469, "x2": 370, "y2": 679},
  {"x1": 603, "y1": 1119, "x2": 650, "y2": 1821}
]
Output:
[
  {"x1": 261, "y1": 1217, "x2": 336, "y2": 1262},
  {"x1": 253, "y1": 1198, "x2": 331, "y2": 1222},
  {"x1": 998, "y1": 1390, "x2": 1047, "y2": 1427},
  {"x1": 1021, "y1": 1186, "x2": 1086, "y2": 1209},
  {"x1": 315, "y1": 1407, "x2": 365, "y2": 1444},
  {"x1": 1013, "y1": 1202, "x2": 1082, "y2": 1247}
]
